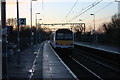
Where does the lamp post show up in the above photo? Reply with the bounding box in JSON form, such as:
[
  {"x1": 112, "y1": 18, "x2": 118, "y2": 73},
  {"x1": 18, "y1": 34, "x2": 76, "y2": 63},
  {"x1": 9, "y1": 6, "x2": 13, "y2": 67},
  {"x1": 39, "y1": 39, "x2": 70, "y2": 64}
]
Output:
[
  {"x1": 16, "y1": 0, "x2": 21, "y2": 65},
  {"x1": 90, "y1": 14, "x2": 97, "y2": 44},
  {"x1": 39, "y1": 19, "x2": 42, "y2": 23},
  {"x1": 30, "y1": 0, "x2": 32, "y2": 45},
  {"x1": 115, "y1": 0, "x2": 120, "y2": 50},
  {"x1": 115, "y1": 0, "x2": 120, "y2": 15},
  {"x1": 79, "y1": 19, "x2": 82, "y2": 29},
  {"x1": 79, "y1": 19, "x2": 83, "y2": 42},
  {"x1": 90, "y1": 14, "x2": 95, "y2": 31},
  {"x1": 35, "y1": 13, "x2": 40, "y2": 43},
  {"x1": 38, "y1": 19, "x2": 42, "y2": 28},
  {"x1": 30, "y1": 0, "x2": 37, "y2": 45},
  {"x1": 38, "y1": 19, "x2": 42, "y2": 43},
  {"x1": 79, "y1": 19, "x2": 82, "y2": 28},
  {"x1": 79, "y1": 19, "x2": 82, "y2": 23},
  {"x1": 36, "y1": 13, "x2": 40, "y2": 29},
  {"x1": 17, "y1": 0, "x2": 20, "y2": 51}
]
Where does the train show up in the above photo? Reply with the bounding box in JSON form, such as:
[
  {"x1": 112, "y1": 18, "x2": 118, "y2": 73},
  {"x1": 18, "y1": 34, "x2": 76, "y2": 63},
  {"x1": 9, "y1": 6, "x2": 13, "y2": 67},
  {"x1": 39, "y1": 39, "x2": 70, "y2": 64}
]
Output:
[{"x1": 50, "y1": 29, "x2": 74, "y2": 50}]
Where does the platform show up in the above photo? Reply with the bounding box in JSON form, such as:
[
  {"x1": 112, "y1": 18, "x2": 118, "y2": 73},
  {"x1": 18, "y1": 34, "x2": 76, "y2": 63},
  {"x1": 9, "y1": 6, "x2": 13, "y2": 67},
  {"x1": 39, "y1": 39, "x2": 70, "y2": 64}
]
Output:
[
  {"x1": 7, "y1": 41, "x2": 78, "y2": 80},
  {"x1": 74, "y1": 42, "x2": 120, "y2": 54},
  {"x1": 43, "y1": 42, "x2": 78, "y2": 79}
]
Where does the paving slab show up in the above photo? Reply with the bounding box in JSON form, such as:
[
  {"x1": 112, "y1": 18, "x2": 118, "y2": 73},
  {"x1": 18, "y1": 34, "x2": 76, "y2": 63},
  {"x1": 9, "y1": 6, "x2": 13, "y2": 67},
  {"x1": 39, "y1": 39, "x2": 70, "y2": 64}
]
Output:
[
  {"x1": 7, "y1": 43, "x2": 43, "y2": 80},
  {"x1": 7, "y1": 41, "x2": 78, "y2": 80},
  {"x1": 43, "y1": 42, "x2": 78, "y2": 80}
]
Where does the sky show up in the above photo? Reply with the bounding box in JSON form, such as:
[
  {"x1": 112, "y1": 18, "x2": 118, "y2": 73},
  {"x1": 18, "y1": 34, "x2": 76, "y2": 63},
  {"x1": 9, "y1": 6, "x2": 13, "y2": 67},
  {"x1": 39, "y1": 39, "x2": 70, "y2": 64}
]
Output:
[{"x1": 6, "y1": 0, "x2": 118, "y2": 31}]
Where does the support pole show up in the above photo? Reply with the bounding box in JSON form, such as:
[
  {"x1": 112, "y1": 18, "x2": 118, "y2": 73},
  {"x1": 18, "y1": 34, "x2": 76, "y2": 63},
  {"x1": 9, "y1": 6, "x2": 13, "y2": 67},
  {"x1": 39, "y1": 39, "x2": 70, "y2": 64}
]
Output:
[
  {"x1": 30, "y1": 0, "x2": 33, "y2": 45},
  {"x1": 1, "y1": 0, "x2": 7, "y2": 79},
  {"x1": 16, "y1": 0, "x2": 21, "y2": 64}
]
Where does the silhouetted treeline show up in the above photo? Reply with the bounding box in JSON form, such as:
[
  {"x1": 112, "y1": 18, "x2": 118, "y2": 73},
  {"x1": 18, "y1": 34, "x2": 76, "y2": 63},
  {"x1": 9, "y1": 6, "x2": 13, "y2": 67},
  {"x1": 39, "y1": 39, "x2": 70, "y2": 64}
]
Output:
[
  {"x1": 98, "y1": 14, "x2": 120, "y2": 46},
  {"x1": 7, "y1": 26, "x2": 52, "y2": 50},
  {"x1": 75, "y1": 14, "x2": 120, "y2": 46}
]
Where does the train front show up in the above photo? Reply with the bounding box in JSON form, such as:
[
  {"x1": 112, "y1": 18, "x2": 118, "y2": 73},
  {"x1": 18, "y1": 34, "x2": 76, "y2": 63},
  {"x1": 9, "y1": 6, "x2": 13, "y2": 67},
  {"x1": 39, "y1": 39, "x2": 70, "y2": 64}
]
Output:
[{"x1": 55, "y1": 29, "x2": 74, "y2": 49}]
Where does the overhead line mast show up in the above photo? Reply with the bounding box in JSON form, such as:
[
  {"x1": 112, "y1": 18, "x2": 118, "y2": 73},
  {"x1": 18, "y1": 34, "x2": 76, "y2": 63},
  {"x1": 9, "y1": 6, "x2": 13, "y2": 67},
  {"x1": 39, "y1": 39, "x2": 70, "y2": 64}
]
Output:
[{"x1": 115, "y1": 0, "x2": 120, "y2": 15}]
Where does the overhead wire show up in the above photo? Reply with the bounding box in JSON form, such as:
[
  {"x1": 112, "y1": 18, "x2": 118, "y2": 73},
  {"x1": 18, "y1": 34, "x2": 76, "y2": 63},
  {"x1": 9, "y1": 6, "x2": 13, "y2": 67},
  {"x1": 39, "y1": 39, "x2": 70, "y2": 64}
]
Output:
[
  {"x1": 84, "y1": 2, "x2": 114, "y2": 31},
  {"x1": 63, "y1": 0, "x2": 79, "y2": 22},
  {"x1": 83, "y1": 2, "x2": 113, "y2": 21},
  {"x1": 68, "y1": 0, "x2": 103, "y2": 22},
  {"x1": 95, "y1": 2, "x2": 113, "y2": 14}
]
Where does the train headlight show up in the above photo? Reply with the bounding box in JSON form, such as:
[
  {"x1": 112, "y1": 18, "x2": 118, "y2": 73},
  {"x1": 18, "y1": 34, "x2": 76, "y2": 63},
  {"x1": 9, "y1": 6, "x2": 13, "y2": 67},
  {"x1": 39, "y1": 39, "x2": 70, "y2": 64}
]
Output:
[
  {"x1": 56, "y1": 42, "x2": 61, "y2": 45},
  {"x1": 68, "y1": 43, "x2": 73, "y2": 46},
  {"x1": 56, "y1": 42, "x2": 58, "y2": 45}
]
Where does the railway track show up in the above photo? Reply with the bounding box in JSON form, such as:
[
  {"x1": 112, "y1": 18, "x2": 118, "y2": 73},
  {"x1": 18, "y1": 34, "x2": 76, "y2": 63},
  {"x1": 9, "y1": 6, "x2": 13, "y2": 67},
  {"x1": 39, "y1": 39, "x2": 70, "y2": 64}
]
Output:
[
  {"x1": 55, "y1": 48, "x2": 120, "y2": 80},
  {"x1": 74, "y1": 48, "x2": 120, "y2": 73},
  {"x1": 69, "y1": 55, "x2": 103, "y2": 80}
]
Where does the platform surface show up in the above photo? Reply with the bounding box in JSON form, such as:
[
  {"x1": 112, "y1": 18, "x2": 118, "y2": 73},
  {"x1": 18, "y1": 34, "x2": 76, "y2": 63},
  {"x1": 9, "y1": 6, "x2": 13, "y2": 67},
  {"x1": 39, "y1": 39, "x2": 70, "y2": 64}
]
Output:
[
  {"x1": 7, "y1": 41, "x2": 78, "y2": 80},
  {"x1": 75, "y1": 42, "x2": 120, "y2": 54},
  {"x1": 43, "y1": 42, "x2": 77, "y2": 79}
]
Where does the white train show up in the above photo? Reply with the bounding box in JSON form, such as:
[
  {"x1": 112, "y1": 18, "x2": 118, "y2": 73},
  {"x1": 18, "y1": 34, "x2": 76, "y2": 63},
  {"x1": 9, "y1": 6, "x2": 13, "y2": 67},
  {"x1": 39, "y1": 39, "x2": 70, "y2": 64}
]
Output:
[{"x1": 50, "y1": 29, "x2": 74, "y2": 49}]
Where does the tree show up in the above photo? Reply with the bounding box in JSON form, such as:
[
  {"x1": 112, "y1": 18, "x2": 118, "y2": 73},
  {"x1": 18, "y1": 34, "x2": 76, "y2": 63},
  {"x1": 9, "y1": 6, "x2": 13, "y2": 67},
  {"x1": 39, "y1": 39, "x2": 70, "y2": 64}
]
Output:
[
  {"x1": 99, "y1": 14, "x2": 120, "y2": 45},
  {"x1": 6, "y1": 18, "x2": 17, "y2": 27}
]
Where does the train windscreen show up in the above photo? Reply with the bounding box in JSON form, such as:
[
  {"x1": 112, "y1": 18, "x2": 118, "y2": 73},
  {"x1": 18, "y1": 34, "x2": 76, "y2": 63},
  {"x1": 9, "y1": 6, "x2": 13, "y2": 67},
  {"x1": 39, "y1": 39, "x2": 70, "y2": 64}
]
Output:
[{"x1": 56, "y1": 33, "x2": 73, "y2": 40}]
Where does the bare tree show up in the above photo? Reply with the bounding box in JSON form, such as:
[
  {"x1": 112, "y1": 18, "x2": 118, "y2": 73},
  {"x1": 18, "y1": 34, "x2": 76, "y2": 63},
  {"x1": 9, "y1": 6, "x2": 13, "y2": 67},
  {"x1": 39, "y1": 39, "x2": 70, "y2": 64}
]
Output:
[
  {"x1": 6, "y1": 18, "x2": 17, "y2": 27},
  {"x1": 98, "y1": 14, "x2": 120, "y2": 45}
]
